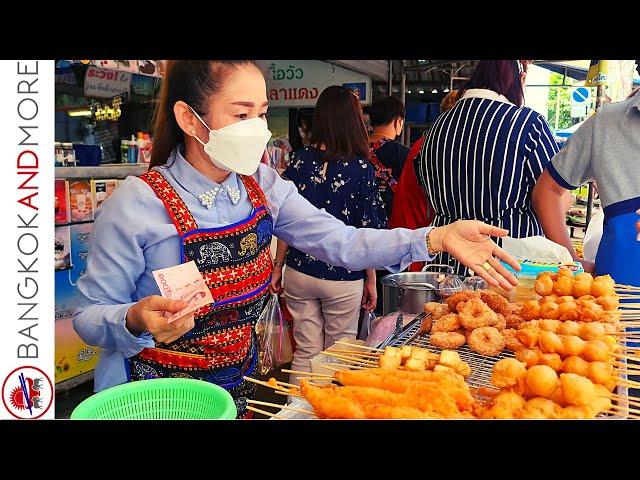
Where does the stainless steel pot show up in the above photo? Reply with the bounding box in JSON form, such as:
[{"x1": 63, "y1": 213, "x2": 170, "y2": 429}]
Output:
[{"x1": 380, "y1": 264, "x2": 462, "y2": 315}]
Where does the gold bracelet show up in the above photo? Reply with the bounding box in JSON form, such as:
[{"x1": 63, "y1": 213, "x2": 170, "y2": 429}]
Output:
[
  {"x1": 425, "y1": 230, "x2": 437, "y2": 256},
  {"x1": 273, "y1": 260, "x2": 285, "y2": 267}
]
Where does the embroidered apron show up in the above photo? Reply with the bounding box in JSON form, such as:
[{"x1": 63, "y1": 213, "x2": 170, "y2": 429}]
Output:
[{"x1": 127, "y1": 170, "x2": 273, "y2": 418}]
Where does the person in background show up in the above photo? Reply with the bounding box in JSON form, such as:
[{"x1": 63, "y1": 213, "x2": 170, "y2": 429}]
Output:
[
  {"x1": 414, "y1": 60, "x2": 559, "y2": 276},
  {"x1": 532, "y1": 87, "x2": 640, "y2": 285},
  {"x1": 368, "y1": 95, "x2": 409, "y2": 219},
  {"x1": 294, "y1": 108, "x2": 314, "y2": 150},
  {"x1": 389, "y1": 90, "x2": 459, "y2": 272},
  {"x1": 270, "y1": 86, "x2": 386, "y2": 385}
]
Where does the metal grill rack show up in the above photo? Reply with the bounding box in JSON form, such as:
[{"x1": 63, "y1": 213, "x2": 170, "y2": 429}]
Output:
[{"x1": 385, "y1": 316, "x2": 513, "y2": 389}]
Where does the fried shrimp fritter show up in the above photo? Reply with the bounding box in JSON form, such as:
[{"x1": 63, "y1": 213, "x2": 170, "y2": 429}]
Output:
[
  {"x1": 430, "y1": 331, "x2": 466, "y2": 349},
  {"x1": 431, "y1": 313, "x2": 462, "y2": 333},
  {"x1": 479, "y1": 290, "x2": 511, "y2": 315}
]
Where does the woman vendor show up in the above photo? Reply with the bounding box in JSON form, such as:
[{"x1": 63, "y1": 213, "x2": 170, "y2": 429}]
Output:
[{"x1": 73, "y1": 60, "x2": 520, "y2": 418}]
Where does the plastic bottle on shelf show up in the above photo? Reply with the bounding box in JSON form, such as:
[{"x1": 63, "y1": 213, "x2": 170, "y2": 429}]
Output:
[
  {"x1": 120, "y1": 139, "x2": 129, "y2": 164},
  {"x1": 127, "y1": 135, "x2": 138, "y2": 163}
]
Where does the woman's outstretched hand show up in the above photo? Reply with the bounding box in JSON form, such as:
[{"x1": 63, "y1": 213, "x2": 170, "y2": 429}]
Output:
[{"x1": 429, "y1": 220, "x2": 521, "y2": 290}]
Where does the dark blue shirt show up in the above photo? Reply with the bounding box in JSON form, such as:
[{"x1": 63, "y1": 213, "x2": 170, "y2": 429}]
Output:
[{"x1": 284, "y1": 146, "x2": 388, "y2": 281}]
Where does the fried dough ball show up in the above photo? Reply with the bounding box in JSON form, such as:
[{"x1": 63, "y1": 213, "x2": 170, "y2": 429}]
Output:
[
  {"x1": 592, "y1": 275, "x2": 616, "y2": 297},
  {"x1": 573, "y1": 281, "x2": 593, "y2": 298},
  {"x1": 557, "y1": 295, "x2": 577, "y2": 304},
  {"x1": 458, "y1": 298, "x2": 498, "y2": 329},
  {"x1": 467, "y1": 327, "x2": 505, "y2": 356},
  {"x1": 602, "y1": 335, "x2": 618, "y2": 352},
  {"x1": 430, "y1": 331, "x2": 466, "y2": 349},
  {"x1": 582, "y1": 340, "x2": 610, "y2": 362},
  {"x1": 580, "y1": 322, "x2": 606, "y2": 341},
  {"x1": 578, "y1": 295, "x2": 596, "y2": 302},
  {"x1": 557, "y1": 268, "x2": 573, "y2": 278},
  {"x1": 431, "y1": 313, "x2": 462, "y2": 333},
  {"x1": 539, "y1": 319, "x2": 562, "y2": 332},
  {"x1": 525, "y1": 397, "x2": 561, "y2": 418},
  {"x1": 534, "y1": 275, "x2": 554, "y2": 297},
  {"x1": 503, "y1": 328, "x2": 524, "y2": 352},
  {"x1": 592, "y1": 384, "x2": 613, "y2": 414},
  {"x1": 484, "y1": 390, "x2": 526, "y2": 419},
  {"x1": 596, "y1": 295, "x2": 619, "y2": 312},
  {"x1": 558, "y1": 320, "x2": 581, "y2": 337},
  {"x1": 516, "y1": 327, "x2": 539, "y2": 349},
  {"x1": 540, "y1": 353, "x2": 562, "y2": 372},
  {"x1": 561, "y1": 356, "x2": 589, "y2": 377},
  {"x1": 540, "y1": 301, "x2": 560, "y2": 320},
  {"x1": 479, "y1": 290, "x2": 511, "y2": 315},
  {"x1": 549, "y1": 387, "x2": 565, "y2": 406},
  {"x1": 516, "y1": 348, "x2": 542, "y2": 368},
  {"x1": 579, "y1": 301, "x2": 604, "y2": 322},
  {"x1": 521, "y1": 300, "x2": 541, "y2": 320},
  {"x1": 544, "y1": 294, "x2": 561, "y2": 303},
  {"x1": 574, "y1": 272, "x2": 594, "y2": 283},
  {"x1": 491, "y1": 358, "x2": 527, "y2": 389},
  {"x1": 538, "y1": 330, "x2": 564, "y2": 354},
  {"x1": 560, "y1": 373, "x2": 597, "y2": 406},
  {"x1": 445, "y1": 290, "x2": 479, "y2": 312},
  {"x1": 526, "y1": 365, "x2": 559, "y2": 398},
  {"x1": 586, "y1": 361, "x2": 614, "y2": 385},
  {"x1": 553, "y1": 276, "x2": 574, "y2": 297},
  {"x1": 563, "y1": 335, "x2": 587, "y2": 357},
  {"x1": 557, "y1": 301, "x2": 579, "y2": 321}
]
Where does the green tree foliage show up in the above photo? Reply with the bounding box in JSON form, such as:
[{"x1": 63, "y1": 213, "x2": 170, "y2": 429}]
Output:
[{"x1": 547, "y1": 73, "x2": 573, "y2": 130}]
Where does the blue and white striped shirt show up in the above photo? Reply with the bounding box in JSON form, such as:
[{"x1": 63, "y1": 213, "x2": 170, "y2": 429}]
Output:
[{"x1": 415, "y1": 89, "x2": 559, "y2": 275}]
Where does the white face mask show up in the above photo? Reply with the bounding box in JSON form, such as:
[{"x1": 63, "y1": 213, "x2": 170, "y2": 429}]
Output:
[{"x1": 189, "y1": 106, "x2": 272, "y2": 176}]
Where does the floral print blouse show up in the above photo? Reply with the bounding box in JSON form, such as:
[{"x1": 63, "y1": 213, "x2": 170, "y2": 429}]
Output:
[{"x1": 283, "y1": 146, "x2": 388, "y2": 281}]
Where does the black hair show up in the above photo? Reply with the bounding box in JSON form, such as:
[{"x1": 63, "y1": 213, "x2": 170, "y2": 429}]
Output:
[{"x1": 368, "y1": 95, "x2": 406, "y2": 127}]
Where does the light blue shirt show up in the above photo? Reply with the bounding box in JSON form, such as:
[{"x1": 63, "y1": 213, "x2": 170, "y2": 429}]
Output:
[{"x1": 73, "y1": 147, "x2": 433, "y2": 391}]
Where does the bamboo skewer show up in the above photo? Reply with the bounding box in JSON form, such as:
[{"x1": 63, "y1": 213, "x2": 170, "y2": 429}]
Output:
[
  {"x1": 242, "y1": 376, "x2": 294, "y2": 393},
  {"x1": 334, "y1": 340, "x2": 384, "y2": 352},
  {"x1": 246, "y1": 405, "x2": 285, "y2": 419},
  {"x1": 606, "y1": 403, "x2": 640, "y2": 415},
  {"x1": 322, "y1": 351, "x2": 378, "y2": 366},
  {"x1": 247, "y1": 399, "x2": 316, "y2": 416},
  {"x1": 615, "y1": 283, "x2": 640, "y2": 291},
  {"x1": 608, "y1": 393, "x2": 640, "y2": 408},
  {"x1": 280, "y1": 368, "x2": 334, "y2": 378},
  {"x1": 274, "y1": 390, "x2": 302, "y2": 398},
  {"x1": 331, "y1": 349, "x2": 381, "y2": 357},
  {"x1": 320, "y1": 362, "x2": 367, "y2": 371}
]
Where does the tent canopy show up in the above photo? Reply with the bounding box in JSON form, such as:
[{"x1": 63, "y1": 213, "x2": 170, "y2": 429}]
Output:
[{"x1": 535, "y1": 60, "x2": 640, "y2": 84}]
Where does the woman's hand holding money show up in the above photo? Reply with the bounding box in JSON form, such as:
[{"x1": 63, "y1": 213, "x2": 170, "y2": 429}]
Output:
[{"x1": 126, "y1": 296, "x2": 196, "y2": 344}]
